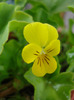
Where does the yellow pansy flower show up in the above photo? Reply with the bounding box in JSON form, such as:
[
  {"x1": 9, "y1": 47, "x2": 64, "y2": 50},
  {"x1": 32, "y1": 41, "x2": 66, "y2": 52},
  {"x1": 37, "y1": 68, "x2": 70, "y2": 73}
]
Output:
[{"x1": 22, "y1": 22, "x2": 60, "y2": 77}]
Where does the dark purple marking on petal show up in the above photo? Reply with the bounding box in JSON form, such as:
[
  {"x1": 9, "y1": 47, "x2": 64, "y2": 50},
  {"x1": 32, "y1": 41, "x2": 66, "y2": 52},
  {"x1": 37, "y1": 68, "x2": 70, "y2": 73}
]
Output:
[
  {"x1": 47, "y1": 49, "x2": 54, "y2": 53},
  {"x1": 39, "y1": 58, "x2": 41, "y2": 67},
  {"x1": 37, "y1": 58, "x2": 40, "y2": 64},
  {"x1": 36, "y1": 51, "x2": 39, "y2": 53},
  {"x1": 45, "y1": 55, "x2": 50, "y2": 61},
  {"x1": 42, "y1": 58, "x2": 44, "y2": 64},
  {"x1": 44, "y1": 58, "x2": 49, "y2": 65},
  {"x1": 34, "y1": 53, "x2": 38, "y2": 56}
]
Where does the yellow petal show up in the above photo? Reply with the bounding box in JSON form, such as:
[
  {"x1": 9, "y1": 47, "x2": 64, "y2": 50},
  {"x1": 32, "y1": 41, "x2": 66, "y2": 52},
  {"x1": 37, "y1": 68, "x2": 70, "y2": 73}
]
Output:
[
  {"x1": 32, "y1": 54, "x2": 57, "y2": 76},
  {"x1": 22, "y1": 43, "x2": 42, "y2": 63},
  {"x1": 32, "y1": 57, "x2": 46, "y2": 77},
  {"x1": 23, "y1": 22, "x2": 48, "y2": 47},
  {"x1": 44, "y1": 40, "x2": 60, "y2": 56},
  {"x1": 45, "y1": 24, "x2": 58, "y2": 45},
  {"x1": 43, "y1": 55, "x2": 57, "y2": 74}
]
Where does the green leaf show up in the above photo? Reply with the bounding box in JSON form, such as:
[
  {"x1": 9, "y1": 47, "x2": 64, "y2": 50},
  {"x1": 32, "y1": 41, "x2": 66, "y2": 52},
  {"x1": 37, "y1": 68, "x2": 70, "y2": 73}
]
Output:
[
  {"x1": 0, "y1": 40, "x2": 20, "y2": 71},
  {"x1": 0, "y1": 38, "x2": 32, "y2": 83},
  {"x1": 0, "y1": 2, "x2": 33, "y2": 54},
  {"x1": 68, "y1": 5, "x2": 74, "y2": 12},
  {"x1": 50, "y1": 13, "x2": 64, "y2": 27},
  {"x1": 26, "y1": 1, "x2": 64, "y2": 27},
  {"x1": 66, "y1": 46, "x2": 74, "y2": 64},
  {"x1": 24, "y1": 68, "x2": 74, "y2": 100},
  {"x1": 13, "y1": 11, "x2": 33, "y2": 22},
  {"x1": 66, "y1": 61, "x2": 74, "y2": 73},
  {"x1": 0, "y1": 40, "x2": 24, "y2": 83},
  {"x1": 0, "y1": 2, "x2": 15, "y2": 54},
  {"x1": 26, "y1": 7, "x2": 58, "y2": 27},
  {"x1": 66, "y1": 47, "x2": 74, "y2": 73},
  {"x1": 0, "y1": 0, "x2": 7, "y2": 2},
  {"x1": 0, "y1": 40, "x2": 20, "y2": 82},
  {"x1": 69, "y1": 19, "x2": 74, "y2": 45},
  {"x1": 49, "y1": 0, "x2": 74, "y2": 14},
  {"x1": 15, "y1": 0, "x2": 27, "y2": 7},
  {"x1": 50, "y1": 72, "x2": 74, "y2": 100},
  {"x1": 28, "y1": 0, "x2": 74, "y2": 14},
  {"x1": 0, "y1": 65, "x2": 9, "y2": 82}
]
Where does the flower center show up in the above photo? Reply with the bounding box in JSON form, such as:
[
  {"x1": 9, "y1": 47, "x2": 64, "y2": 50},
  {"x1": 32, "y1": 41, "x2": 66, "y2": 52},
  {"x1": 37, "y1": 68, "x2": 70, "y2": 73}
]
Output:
[
  {"x1": 34, "y1": 49, "x2": 46, "y2": 57},
  {"x1": 40, "y1": 49, "x2": 46, "y2": 55}
]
